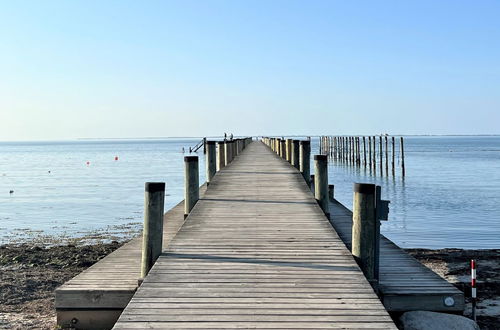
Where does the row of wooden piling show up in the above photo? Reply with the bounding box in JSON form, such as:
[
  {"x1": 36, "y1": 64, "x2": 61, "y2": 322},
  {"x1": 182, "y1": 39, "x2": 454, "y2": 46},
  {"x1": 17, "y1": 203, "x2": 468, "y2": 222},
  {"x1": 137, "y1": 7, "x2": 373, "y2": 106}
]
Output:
[
  {"x1": 140, "y1": 137, "x2": 252, "y2": 279},
  {"x1": 262, "y1": 137, "x2": 329, "y2": 217},
  {"x1": 320, "y1": 135, "x2": 406, "y2": 177},
  {"x1": 263, "y1": 136, "x2": 389, "y2": 288}
]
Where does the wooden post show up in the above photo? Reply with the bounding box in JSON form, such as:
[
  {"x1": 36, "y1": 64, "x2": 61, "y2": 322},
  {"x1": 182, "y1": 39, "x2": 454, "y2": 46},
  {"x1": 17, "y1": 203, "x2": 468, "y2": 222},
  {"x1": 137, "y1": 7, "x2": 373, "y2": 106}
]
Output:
[
  {"x1": 333, "y1": 137, "x2": 337, "y2": 160},
  {"x1": 184, "y1": 156, "x2": 199, "y2": 217},
  {"x1": 216, "y1": 141, "x2": 225, "y2": 172},
  {"x1": 314, "y1": 155, "x2": 329, "y2": 219},
  {"x1": 401, "y1": 137, "x2": 405, "y2": 177},
  {"x1": 232, "y1": 140, "x2": 237, "y2": 159},
  {"x1": 224, "y1": 141, "x2": 232, "y2": 166},
  {"x1": 352, "y1": 183, "x2": 377, "y2": 282},
  {"x1": 379, "y1": 136, "x2": 383, "y2": 176},
  {"x1": 286, "y1": 139, "x2": 293, "y2": 162},
  {"x1": 363, "y1": 136, "x2": 367, "y2": 167},
  {"x1": 347, "y1": 137, "x2": 351, "y2": 164},
  {"x1": 391, "y1": 137, "x2": 395, "y2": 176},
  {"x1": 385, "y1": 136, "x2": 389, "y2": 176},
  {"x1": 368, "y1": 136, "x2": 372, "y2": 169},
  {"x1": 352, "y1": 137, "x2": 355, "y2": 165},
  {"x1": 292, "y1": 140, "x2": 300, "y2": 169},
  {"x1": 206, "y1": 141, "x2": 216, "y2": 185},
  {"x1": 141, "y1": 182, "x2": 165, "y2": 278},
  {"x1": 203, "y1": 137, "x2": 207, "y2": 154},
  {"x1": 357, "y1": 137, "x2": 361, "y2": 166},
  {"x1": 342, "y1": 137, "x2": 345, "y2": 163},
  {"x1": 280, "y1": 139, "x2": 286, "y2": 159},
  {"x1": 372, "y1": 136, "x2": 377, "y2": 172},
  {"x1": 299, "y1": 140, "x2": 311, "y2": 186}
]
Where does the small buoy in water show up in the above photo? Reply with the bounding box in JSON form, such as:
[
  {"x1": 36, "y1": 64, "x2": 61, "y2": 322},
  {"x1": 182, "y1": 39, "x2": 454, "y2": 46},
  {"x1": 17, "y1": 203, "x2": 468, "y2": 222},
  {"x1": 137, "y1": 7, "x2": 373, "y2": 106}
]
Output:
[
  {"x1": 86, "y1": 161, "x2": 90, "y2": 166},
  {"x1": 48, "y1": 170, "x2": 51, "y2": 174},
  {"x1": 114, "y1": 156, "x2": 119, "y2": 161},
  {"x1": 9, "y1": 190, "x2": 14, "y2": 194}
]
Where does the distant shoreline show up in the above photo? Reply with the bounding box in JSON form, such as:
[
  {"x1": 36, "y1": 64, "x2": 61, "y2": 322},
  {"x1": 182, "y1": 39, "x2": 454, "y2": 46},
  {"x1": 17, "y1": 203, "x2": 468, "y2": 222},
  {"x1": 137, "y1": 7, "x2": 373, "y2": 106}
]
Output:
[{"x1": 1, "y1": 134, "x2": 500, "y2": 144}]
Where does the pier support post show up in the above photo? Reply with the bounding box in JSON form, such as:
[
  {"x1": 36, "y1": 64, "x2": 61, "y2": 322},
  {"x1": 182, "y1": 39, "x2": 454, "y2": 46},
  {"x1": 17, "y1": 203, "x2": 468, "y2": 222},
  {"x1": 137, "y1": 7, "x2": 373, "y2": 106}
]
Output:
[
  {"x1": 140, "y1": 182, "x2": 165, "y2": 278},
  {"x1": 286, "y1": 139, "x2": 293, "y2": 162},
  {"x1": 291, "y1": 140, "x2": 300, "y2": 169},
  {"x1": 299, "y1": 140, "x2": 311, "y2": 186},
  {"x1": 224, "y1": 141, "x2": 232, "y2": 166},
  {"x1": 217, "y1": 141, "x2": 225, "y2": 171},
  {"x1": 314, "y1": 155, "x2": 329, "y2": 219},
  {"x1": 206, "y1": 141, "x2": 216, "y2": 184},
  {"x1": 280, "y1": 139, "x2": 286, "y2": 159},
  {"x1": 328, "y1": 184, "x2": 334, "y2": 201},
  {"x1": 184, "y1": 156, "x2": 199, "y2": 217},
  {"x1": 401, "y1": 137, "x2": 405, "y2": 177},
  {"x1": 352, "y1": 183, "x2": 377, "y2": 283}
]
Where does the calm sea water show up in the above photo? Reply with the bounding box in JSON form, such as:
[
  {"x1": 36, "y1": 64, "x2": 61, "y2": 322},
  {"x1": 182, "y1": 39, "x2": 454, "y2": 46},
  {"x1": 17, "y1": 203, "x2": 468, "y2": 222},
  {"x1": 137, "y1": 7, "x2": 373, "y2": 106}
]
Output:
[{"x1": 0, "y1": 136, "x2": 499, "y2": 249}]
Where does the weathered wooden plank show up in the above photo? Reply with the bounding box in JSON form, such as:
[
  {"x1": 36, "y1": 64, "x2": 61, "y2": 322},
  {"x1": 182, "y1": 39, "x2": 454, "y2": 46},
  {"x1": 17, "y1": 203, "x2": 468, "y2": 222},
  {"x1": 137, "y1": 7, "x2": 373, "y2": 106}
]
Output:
[
  {"x1": 327, "y1": 199, "x2": 465, "y2": 312},
  {"x1": 113, "y1": 141, "x2": 396, "y2": 329}
]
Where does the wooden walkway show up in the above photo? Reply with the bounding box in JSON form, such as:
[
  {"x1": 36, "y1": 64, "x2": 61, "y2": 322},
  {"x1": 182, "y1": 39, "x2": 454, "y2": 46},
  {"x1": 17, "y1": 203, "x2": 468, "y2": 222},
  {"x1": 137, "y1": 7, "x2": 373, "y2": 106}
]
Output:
[
  {"x1": 55, "y1": 186, "x2": 207, "y2": 328},
  {"x1": 328, "y1": 200, "x2": 464, "y2": 312},
  {"x1": 113, "y1": 141, "x2": 396, "y2": 329}
]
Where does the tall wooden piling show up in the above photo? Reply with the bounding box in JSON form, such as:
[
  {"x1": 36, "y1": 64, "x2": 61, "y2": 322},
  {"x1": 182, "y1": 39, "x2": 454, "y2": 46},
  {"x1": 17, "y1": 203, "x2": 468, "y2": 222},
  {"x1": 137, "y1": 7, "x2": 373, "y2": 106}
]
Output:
[
  {"x1": 280, "y1": 139, "x2": 286, "y2": 159},
  {"x1": 140, "y1": 182, "x2": 165, "y2": 278},
  {"x1": 356, "y1": 137, "x2": 361, "y2": 166},
  {"x1": 391, "y1": 137, "x2": 395, "y2": 176},
  {"x1": 401, "y1": 137, "x2": 406, "y2": 177},
  {"x1": 372, "y1": 136, "x2": 377, "y2": 172},
  {"x1": 363, "y1": 136, "x2": 367, "y2": 167},
  {"x1": 206, "y1": 141, "x2": 216, "y2": 184},
  {"x1": 314, "y1": 155, "x2": 329, "y2": 219},
  {"x1": 291, "y1": 140, "x2": 300, "y2": 169},
  {"x1": 286, "y1": 139, "x2": 293, "y2": 162},
  {"x1": 216, "y1": 141, "x2": 225, "y2": 172},
  {"x1": 224, "y1": 141, "x2": 232, "y2": 166},
  {"x1": 184, "y1": 156, "x2": 199, "y2": 217},
  {"x1": 328, "y1": 184, "x2": 334, "y2": 201},
  {"x1": 352, "y1": 183, "x2": 377, "y2": 282},
  {"x1": 351, "y1": 137, "x2": 356, "y2": 165},
  {"x1": 299, "y1": 140, "x2": 311, "y2": 186},
  {"x1": 379, "y1": 136, "x2": 383, "y2": 176},
  {"x1": 368, "y1": 136, "x2": 372, "y2": 169},
  {"x1": 385, "y1": 136, "x2": 389, "y2": 176}
]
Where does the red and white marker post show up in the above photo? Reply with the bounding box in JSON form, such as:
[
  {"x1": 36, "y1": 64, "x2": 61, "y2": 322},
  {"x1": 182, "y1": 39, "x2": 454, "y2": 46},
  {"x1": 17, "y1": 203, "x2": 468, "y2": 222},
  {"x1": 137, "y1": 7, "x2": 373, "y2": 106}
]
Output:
[{"x1": 471, "y1": 259, "x2": 477, "y2": 321}]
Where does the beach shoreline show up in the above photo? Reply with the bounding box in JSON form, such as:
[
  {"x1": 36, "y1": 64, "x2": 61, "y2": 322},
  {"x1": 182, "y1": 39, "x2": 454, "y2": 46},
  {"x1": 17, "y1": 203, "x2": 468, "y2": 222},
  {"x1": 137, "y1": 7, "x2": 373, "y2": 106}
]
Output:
[{"x1": 1, "y1": 239, "x2": 498, "y2": 329}]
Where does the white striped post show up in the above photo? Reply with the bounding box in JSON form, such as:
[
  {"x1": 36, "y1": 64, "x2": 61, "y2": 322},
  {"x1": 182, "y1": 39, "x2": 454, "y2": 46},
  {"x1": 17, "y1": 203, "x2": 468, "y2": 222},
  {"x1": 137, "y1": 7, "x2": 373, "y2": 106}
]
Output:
[{"x1": 471, "y1": 259, "x2": 477, "y2": 321}]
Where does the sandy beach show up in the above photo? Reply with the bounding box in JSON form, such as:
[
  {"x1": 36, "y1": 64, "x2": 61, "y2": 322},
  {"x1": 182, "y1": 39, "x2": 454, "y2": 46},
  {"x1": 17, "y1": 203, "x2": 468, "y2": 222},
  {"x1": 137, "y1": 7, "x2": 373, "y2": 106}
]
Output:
[{"x1": 0, "y1": 238, "x2": 497, "y2": 329}]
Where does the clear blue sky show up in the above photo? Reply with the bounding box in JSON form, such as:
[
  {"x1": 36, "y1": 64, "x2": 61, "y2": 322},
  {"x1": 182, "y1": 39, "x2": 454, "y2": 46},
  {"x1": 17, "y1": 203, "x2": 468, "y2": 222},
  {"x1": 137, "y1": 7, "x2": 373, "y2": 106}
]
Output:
[{"x1": 1, "y1": 1, "x2": 499, "y2": 140}]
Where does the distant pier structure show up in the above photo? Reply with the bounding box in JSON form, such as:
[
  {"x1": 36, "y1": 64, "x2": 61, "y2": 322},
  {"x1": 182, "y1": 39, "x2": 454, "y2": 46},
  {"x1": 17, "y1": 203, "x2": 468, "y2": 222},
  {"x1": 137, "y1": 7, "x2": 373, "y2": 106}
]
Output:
[{"x1": 319, "y1": 135, "x2": 406, "y2": 177}]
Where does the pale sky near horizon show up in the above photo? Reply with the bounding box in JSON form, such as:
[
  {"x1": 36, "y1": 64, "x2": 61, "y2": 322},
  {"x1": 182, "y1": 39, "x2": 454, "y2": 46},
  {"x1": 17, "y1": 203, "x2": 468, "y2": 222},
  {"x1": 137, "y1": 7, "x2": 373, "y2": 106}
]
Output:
[{"x1": 1, "y1": 1, "x2": 499, "y2": 141}]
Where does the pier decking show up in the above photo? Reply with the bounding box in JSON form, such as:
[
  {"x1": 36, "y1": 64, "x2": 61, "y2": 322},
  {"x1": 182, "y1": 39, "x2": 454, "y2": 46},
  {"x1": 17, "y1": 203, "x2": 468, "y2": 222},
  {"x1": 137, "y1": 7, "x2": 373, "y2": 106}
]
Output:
[
  {"x1": 328, "y1": 200, "x2": 465, "y2": 312},
  {"x1": 55, "y1": 187, "x2": 207, "y2": 328},
  {"x1": 113, "y1": 142, "x2": 397, "y2": 329}
]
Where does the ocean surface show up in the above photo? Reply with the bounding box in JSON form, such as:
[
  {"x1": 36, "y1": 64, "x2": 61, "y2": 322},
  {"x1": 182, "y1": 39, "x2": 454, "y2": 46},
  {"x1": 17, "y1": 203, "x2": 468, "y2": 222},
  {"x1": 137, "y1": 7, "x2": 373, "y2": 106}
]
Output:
[{"x1": 1, "y1": 136, "x2": 499, "y2": 249}]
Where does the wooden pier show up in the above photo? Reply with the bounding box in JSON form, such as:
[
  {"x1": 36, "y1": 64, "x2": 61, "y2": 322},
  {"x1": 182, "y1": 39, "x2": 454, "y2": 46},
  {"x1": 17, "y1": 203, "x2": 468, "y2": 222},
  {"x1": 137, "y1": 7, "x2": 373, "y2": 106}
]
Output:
[
  {"x1": 112, "y1": 141, "x2": 397, "y2": 329},
  {"x1": 56, "y1": 138, "x2": 465, "y2": 329}
]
